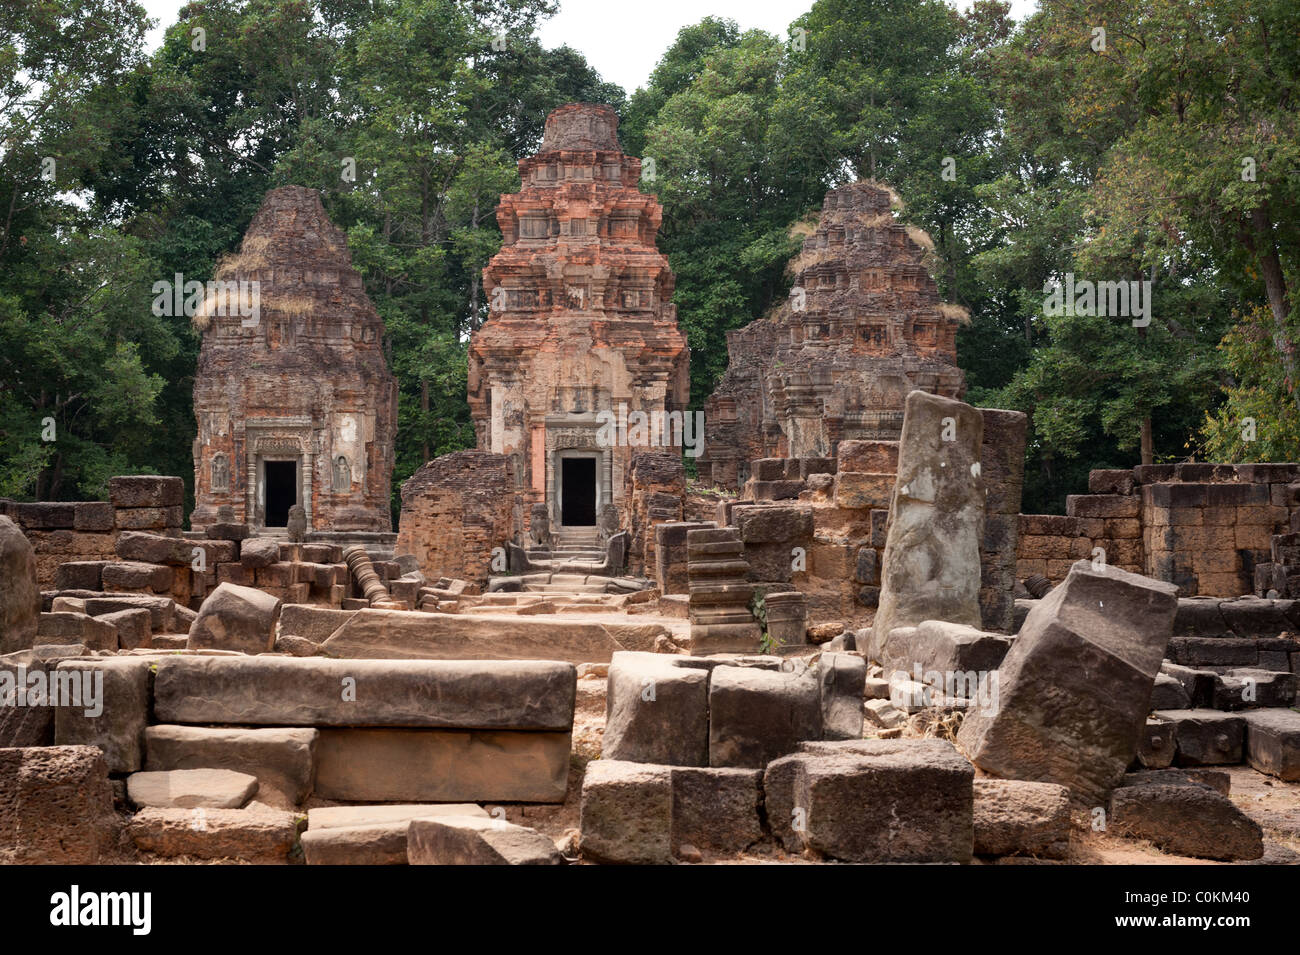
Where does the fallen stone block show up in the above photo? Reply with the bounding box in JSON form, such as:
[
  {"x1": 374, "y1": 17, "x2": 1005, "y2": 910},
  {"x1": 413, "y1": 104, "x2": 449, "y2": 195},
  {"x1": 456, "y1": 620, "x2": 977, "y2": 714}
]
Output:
[
  {"x1": 603, "y1": 652, "x2": 708, "y2": 766},
  {"x1": 0, "y1": 653, "x2": 53, "y2": 747},
  {"x1": 108, "y1": 475, "x2": 184, "y2": 509},
  {"x1": 708, "y1": 663, "x2": 822, "y2": 767},
  {"x1": 766, "y1": 739, "x2": 974, "y2": 863},
  {"x1": 53, "y1": 658, "x2": 151, "y2": 773},
  {"x1": 307, "y1": 803, "x2": 487, "y2": 831},
  {"x1": 1241, "y1": 708, "x2": 1300, "y2": 781},
  {"x1": 0, "y1": 745, "x2": 119, "y2": 863},
  {"x1": 1152, "y1": 709, "x2": 1245, "y2": 766},
  {"x1": 1136, "y1": 717, "x2": 1176, "y2": 769},
  {"x1": 187, "y1": 582, "x2": 281, "y2": 654},
  {"x1": 83, "y1": 594, "x2": 175, "y2": 632},
  {"x1": 1109, "y1": 775, "x2": 1262, "y2": 860},
  {"x1": 301, "y1": 823, "x2": 409, "y2": 866},
  {"x1": 37, "y1": 612, "x2": 117, "y2": 651},
  {"x1": 1216, "y1": 668, "x2": 1297, "y2": 709},
  {"x1": 819, "y1": 652, "x2": 866, "y2": 740},
  {"x1": 973, "y1": 779, "x2": 1071, "y2": 859},
  {"x1": 958, "y1": 561, "x2": 1178, "y2": 806},
  {"x1": 670, "y1": 766, "x2": 763, "y2": 855},
  {"x1": 1149, "y1": 672, "x2": 1190, "y2": 711},
  {"x1": 97, "y1": 607, "x2": 151, "y2": 650},
  {"x1": 1160, "y1": 662, "x2": 1216, "y2": 708},
  {"x1": 864, "y1": 698, "x2": 907, "y2": 729},
  {"x1": 278, "y1": 604, "x2": 356, "y2": 642},
  {"x1": 878, "y1": 619, "x2": 1012, "y2": 678},
  {"x1": 145, "y1": 724, "x2": 318, "y2": 808},
  {"x1": 127, "y1": 805, "x2": 302, "y2": 863},
  {"x1": 54, "y1": 561, "x2": 107, "y2": 591},
  {"x1": 580, "y1": 760, "x2": 675, "y2": 865},
  {"x1": 1122, "y1": 767, "x2": 1230, "y2": 796},
  {"x1": 126, "y1": 768, "x2": 258, "y2": 809},
  {"x1": 320, "y1": 607, "x2": 640, "y2": 664},
  {"x1": 102, "y1": 560, "x2": 174, "y2": 593},
  {"x1": 408, "y1": 816, "x2": 564, "y2": 865},
  {"x1": 153, "y1": 656, "x2": 576, "y2": 730},
  {"x1": 314, "y1": 728, "x2": 570, "y2": 802}
]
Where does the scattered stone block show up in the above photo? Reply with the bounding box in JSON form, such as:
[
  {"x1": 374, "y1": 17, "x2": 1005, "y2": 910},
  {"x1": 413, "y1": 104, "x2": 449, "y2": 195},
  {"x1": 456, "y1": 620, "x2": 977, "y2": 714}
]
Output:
[
  {"x1": 97, "y1": 607, "x2": 151, "y2": 649},
  {"x1": 1137, "y1": 717, "x2": 1176, "y2": 769},
  {"x1": 1152, "y1": 709, "x2": 1245, "y2": 766},
  {"x1": 603, "y1": 652, "x2": 708, "y2": 766},
  {"x1": 108, "y1": 475, "x2": 184, "y2": 509},
  {"x1": 153, "y1": 657, "x2": 576, "y2": 730},
  {"x1": 864, "y1": 698, "x2": 907, "y2": 729},
  {"x1": 319, "y1": 607, "x2": 634, "y2": 664},
  {"x1": 54, "y1": 561, "x2": 107, "y2": 591},
  {"x1": 127, "y1": 805, "x2": 302, "y2": 863},
  {"x1": 37, "y1": 611, "x2": 116, "y2": 651},
  {"x1": 1148, "y1": 672, "x2": 1190, "y2": 711},
  {"x1": 973, "y1": 779, "x2": 1071, "y2": 859},
  {"x1": 314, "y1": 728, "x2": 570, "y2": 802},
  {"x1": 1217, "y1": 668, "x2": 1296, "y2": 709},
  {"x1": 818, "y1": 651, "x2": 866, "y2": 740},
  {"x1": 187, "y1": 582, "x2": 282, "y2": 654},
  {"x1": 53, "y1": 657, "x2": 151, "y2": 773},
  {"x1": 126, "y1": 768, "x2": 258, "y2": 809},
  {"x1": 307, "y1": 803, "x2": 487, "y2": 830},
  {"x1": 407, "y1": 816, "x2": 564, "y2": 865},
  {"x1": 0, "y1": 653, "x2": 53, "y2": 746},
  {"x1": 0, "y1": 745, "x2": 119, "y2": 863},
  {"x1": 958, "y1": 561, "x2": 1178, "y2": 806},
  {"x1": 1241, "y1": 708, "x2": 1300, "y2": 781},
  {"x1": 877, "y1": 619, "x2": 1012, "y2": 679},
  {"x1": 769, "y1": 739, "x2": 974, "y2": 863},
  {"x1": 301, "y1": 824, "x2": 410, "y2": 866},
  {"x1": 579, "y1": 760, "x2": 674, "y2": 865},
  {"x1": 708, "y1": 663, "x2": 821, "y2": 767},
  {"x1": 145, "y1": 725, "x2": 318, "y2": 808},
  {"x1": 670, "y1": 766, "x2": 763, "y2": 855},
  {"x1": 1110, "y1": 774, "x2": 1262, "y2": 860}
]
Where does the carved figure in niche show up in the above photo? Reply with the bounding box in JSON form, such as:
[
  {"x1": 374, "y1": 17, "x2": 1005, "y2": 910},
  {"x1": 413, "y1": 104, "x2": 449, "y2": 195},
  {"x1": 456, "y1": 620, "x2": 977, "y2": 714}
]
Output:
[
  {"x1": 529, "y1": 502, "x2": 552, "y2": 548},
  {"x1": 598, "y1": 503, "x2": 620, "y2": 541},
  {"x1": 333, "y1": 455, "x2": 350, "y2": 492},
  {"x1": 211, "y1": 453, "x2": 230, "y2": 492},
  {"x1": 287, "y1": 504, "x2": 307, "y2": 542}
]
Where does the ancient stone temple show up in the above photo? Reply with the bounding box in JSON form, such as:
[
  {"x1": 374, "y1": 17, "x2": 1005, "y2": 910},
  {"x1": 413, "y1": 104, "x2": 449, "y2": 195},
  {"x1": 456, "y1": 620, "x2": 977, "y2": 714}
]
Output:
[
  {"x1": 191, "y1": 185, "x2": 398, "y2": 534},
  {"x1": 698, "y1": 181, "x2": 967, "y2": 488},
  {"x1": 468, "y1": 103, "x2": 689, "y2": 536}
]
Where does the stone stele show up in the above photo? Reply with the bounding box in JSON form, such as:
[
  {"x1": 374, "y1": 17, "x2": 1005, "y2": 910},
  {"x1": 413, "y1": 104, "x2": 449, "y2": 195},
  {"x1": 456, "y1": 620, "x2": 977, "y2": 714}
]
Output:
[{"x1": 869, "y1": 390, "x2": 985, "y2": 662}]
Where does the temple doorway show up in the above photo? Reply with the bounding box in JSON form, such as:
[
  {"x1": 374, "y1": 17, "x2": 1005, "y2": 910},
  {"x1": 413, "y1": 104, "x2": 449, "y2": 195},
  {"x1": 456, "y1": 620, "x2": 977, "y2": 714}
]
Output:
[
  {"x1": 560, "y1": 456, "x2": 597, "y2": 526},
  {"x1": 263, "y1": 460, "x2": 298, "y2": 527}
]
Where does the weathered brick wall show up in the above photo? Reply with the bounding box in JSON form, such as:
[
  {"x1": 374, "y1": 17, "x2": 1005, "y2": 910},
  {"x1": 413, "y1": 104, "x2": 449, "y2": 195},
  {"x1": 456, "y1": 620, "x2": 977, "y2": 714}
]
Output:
[
  {"x1": 395, "y1": 451, "x2": 518, "y2": 593},
  {"x1": 625, "y1": 452, "x2": 684, "y2": 578},
  {"x1": 1017, "y1": 463, "x2": 1300, "y2": 598}
]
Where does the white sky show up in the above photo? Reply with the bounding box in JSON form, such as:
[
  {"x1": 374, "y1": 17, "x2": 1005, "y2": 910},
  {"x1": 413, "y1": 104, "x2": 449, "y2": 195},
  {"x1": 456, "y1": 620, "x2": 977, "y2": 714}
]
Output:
[{"x1": 139, "y1": 0, "x2": 1039, "y2": 94}]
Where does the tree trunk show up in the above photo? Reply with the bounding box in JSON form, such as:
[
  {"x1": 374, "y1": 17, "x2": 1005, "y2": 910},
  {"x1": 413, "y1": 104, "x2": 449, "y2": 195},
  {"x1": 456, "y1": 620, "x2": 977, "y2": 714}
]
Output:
[
  {"x1": 1248, "y1": 205, "x2": 1298, "y2": 412},
  {"x1": 1140, "y1": 417, "x2": 1154, "y2": 466}
]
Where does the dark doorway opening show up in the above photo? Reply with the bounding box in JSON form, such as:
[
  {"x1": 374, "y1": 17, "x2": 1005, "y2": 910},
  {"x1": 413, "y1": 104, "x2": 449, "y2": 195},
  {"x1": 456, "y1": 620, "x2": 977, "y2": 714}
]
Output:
[
  {"x1": 264, "y1": 460, "x2": 297, "y2": 527},
  {"x1": 561, "y1": 457, "x2": 596, "y2": 526}
]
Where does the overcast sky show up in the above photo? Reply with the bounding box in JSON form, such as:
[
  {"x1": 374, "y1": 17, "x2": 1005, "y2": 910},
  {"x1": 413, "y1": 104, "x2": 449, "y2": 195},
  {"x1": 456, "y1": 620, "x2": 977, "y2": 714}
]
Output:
[{"x1": 138, "y1": 0, "x2": 1038, "y2": 94}]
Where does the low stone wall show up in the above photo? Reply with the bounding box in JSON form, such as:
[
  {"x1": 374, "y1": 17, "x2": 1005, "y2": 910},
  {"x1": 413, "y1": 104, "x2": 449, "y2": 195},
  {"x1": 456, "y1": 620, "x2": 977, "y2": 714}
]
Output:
[{"x1": 1017, "y1": 464, "x2": 1300, "y2": 597}]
